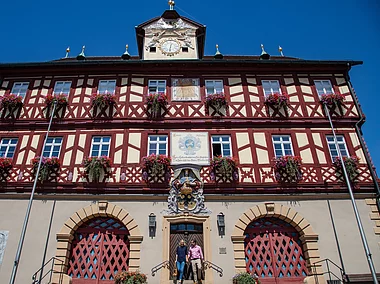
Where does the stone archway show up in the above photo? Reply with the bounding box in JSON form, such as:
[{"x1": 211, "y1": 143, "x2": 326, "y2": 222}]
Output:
[
  {"x1": 231, "y1": 203, "x2": 324, "y2": 283},
  {"x1": 52, "y1": 201, "x2": 143, "y2": 284}
]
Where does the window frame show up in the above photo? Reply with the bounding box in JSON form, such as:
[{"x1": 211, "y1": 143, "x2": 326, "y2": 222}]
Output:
[
  {"x1": 211, "y1": 135, "x2": 232, "y2": 157},
  {"x1": 205, "y1": 80, "x2": 224, "y2": 96},
  {"x1": 97, "y1": 80, "x2": 116, "y2": 95},
  {"x1": 261, "y1": 80, "x2": 282, "y2": 97},
  {"x1": 53, "y1": 81, "x2": 72, "y2": 95},
  {"x1": 42, "y1": 137, "x2": 63, "y2": 158},
  {"x1": 272, "y1": 135, "x2": 294, "y2": 158},
  {"x1": 326, "y1": 135, "x2": 349, "y2": 162},
  {"x1": 314, "y1": 80, "x2": 334, "y2": 96},
  {"x1": 148, "y1": 80, "x2": 166, "y2": 94},
  {"x1": 10, "y1": 82, "x2": 29, "y2": 99},
  {"x1": 0, "y1": 138, "x2": 18, "y2": 158},
  {"x1": 90, "y1": 136, "x2": 111, "y2": 157},
  {"x1": 147, "y1": 135, "x2": 168, "y2": 155}
]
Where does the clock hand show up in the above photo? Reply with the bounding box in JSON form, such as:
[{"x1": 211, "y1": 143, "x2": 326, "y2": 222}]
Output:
[{"x1": 169, "y1": 44, "x2": 173, "y2": 52}]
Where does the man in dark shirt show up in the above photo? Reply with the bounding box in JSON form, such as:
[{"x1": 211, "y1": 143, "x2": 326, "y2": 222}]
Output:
[{"x1": 176, "y1": 239, "x2": 188, "y2": 283}]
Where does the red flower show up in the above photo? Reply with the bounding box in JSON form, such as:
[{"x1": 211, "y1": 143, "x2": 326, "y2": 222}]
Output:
[
  {"x1": 45, "y1": 94, "x2": 68, "y2": 106},
  {"x1": 320, "y1": 93, "x2": 345, "y2": 106},
  {"x1": 0, "y1": 93, "x2": 23, "y2": 109},
  {"x1": 264, "y1": 93, "x2": 289, "y2": 107}
]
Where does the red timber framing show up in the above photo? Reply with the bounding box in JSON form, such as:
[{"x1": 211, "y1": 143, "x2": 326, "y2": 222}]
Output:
[{"x1": 0, "y1": 58, "x2": 375, "y2": 195}]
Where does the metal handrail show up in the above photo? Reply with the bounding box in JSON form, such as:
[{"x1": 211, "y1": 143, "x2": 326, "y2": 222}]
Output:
[
  {"x1": 203, "y1": 260, "x2": 223, "y2": 277},
  {"x1": 311, "y1": 258, "x2": 347, "y2": 284},
  {"x1": 151, "y1": 260, "x2": 169, "y2": 276},
  {"x1": 31, "y1": 257, "x2": 64, "y2": 284}
]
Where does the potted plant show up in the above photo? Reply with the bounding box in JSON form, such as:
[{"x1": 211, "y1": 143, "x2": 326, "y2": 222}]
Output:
[
  {"x1": 0, "y1": 93, "x2": 23, "y2": 119},
  {"x1": 205, "y1": 93, "x2": 228, "y2": 115},
  {"x1": 31, "y1": 156, "x2": 60, "y2": 182},
  {"x1": 45, "y1": 94, "x2": 68, "y2": 118},
  {"x1": 264, "y1": 93, "x2": 289, "y2": 108},
  {"x1": 90, "y1": 93, "x2": 116, "y2": 117},
  {"x1": 141, "y1": 154, "x2": 171, "y2": 182},
  {"x1": 115, "y1": 271, "x2": 147, "y2": 284},
  {"x1": 273, "y1": 155, "x2": 302, "y2": 183},
  {"x1": 210, "y1": 155, "x2": 239, "y2": 181},
  {"x1": 145, "y1": 93, "x2": 168, "y2": 118},
  {"x1": 0, "y1": 157, "x2": 13, "y2": 182},
  {"x1": 333, "y1": 155, "x2": 360, "y2": 182},
  {"x1": 232, "y1": 272, "x2": 261, "y2": 284},
  {"x1": 320, "y1": 93, "x2": 345, "y2": 107},
  {"x1": 82, "y1": 156, "x2": 111, "y2": 182}
]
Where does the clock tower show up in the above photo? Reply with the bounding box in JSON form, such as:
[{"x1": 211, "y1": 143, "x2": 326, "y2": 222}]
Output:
[{"x1": 135, "y1": 8, "x2": 206, "y2": 60}]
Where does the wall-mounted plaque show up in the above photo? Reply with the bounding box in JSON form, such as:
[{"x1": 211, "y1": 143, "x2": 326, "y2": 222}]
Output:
[
  {"x1": 172, "y1": 78, "x2": 200, "y2": 101},
  {"x1": 0, "y1": 231, "x2": 9, "y2": 265},
  {"x1": 171, "y1": 132, "x2": 210, "y2": 165}
]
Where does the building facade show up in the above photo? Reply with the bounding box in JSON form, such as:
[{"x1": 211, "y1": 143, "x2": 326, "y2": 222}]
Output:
[{"x1": 0, "y1": 8, "x2": 379, "y2": 284}]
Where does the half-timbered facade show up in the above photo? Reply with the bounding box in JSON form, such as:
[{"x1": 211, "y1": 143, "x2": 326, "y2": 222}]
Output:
[{"x1": 0, "y1": 7, "x2": 379, "y2": 284}]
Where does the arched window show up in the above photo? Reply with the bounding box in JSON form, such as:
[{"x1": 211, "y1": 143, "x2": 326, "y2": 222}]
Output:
[
  {"x1": 244, "y1": 217, "x2": 308, "y2": 283},
  {"x1": 68, "y1": 217, "x2": 130, "y2": 283}
]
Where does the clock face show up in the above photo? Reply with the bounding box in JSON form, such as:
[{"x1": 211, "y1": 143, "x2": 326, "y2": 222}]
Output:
[{"x1": 160, "y1": 39, "x2": 181, "y2": 56}]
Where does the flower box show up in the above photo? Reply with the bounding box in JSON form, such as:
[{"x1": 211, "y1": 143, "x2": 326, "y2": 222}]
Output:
[
  {"x1": 91, "y1": 93, "x2": 116, "y2": 118},
  {"x1": 0, "y1": 94, "x2": 23, "y2": 119},
  {"x1": 232, "y1": 272, "x2": 261, "y2": 284},
  {"x1": 145, "y1": 93, "x2": 168, "y2": 118},
  {"x1": 82, "y1": 156, "x2": 112, "y2": 182},
  {"x1": 273, "y1": 155, "x2": 302, "y2": 183},
  {"x1": 115, "y1": 271, "x2": 147, "y2": 284},
  {"x1": 320, "y1": 93, "x2": 345, "y2": 107},
  {"x1": 141, "y1": 154, "x2": 171, "y2": 183},
  {"x1": 210, "y1": 156, "x2": 239, "y2": 182},
  {"x1": 44, "y1": 94, "x2": 68, "y2": 119},
  {"x1": 0, "y1": 157, "x2": 13, "y2": 182},
  {"x1": 333, "y1": 155, "x2": 360, "y2": 182},
  {"x1": 31, "y1": 156, "x2": 60, "y2": 182},
  {"x1": 205, "y1": 93, "x2": 228, "y2": 115},
  {"x1": 264, "y1": 93, "x2": 289, "y2": 108}
]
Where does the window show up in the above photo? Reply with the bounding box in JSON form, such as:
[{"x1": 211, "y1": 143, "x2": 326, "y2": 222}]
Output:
[
  {"x1": 0, "y1": 138, "x2": 18, "y2": 158},
  {"x1": 148, "y1": 80, "x2": 166, "y2": 94},
  {"x1": 42, "y1": 137, "x2": 62, "y2": 158},
  {"x1": 91, "y1": 136, "x2": 111, "y2": 157},
  {"x1": 205, "y1": 80, "x2": 224, "y2": 95},
  {"x1": 326, "y1": 135, "x2": 349, "y2": 161},
  {"x1": 272, "y1": 135, "x2": 294, "y2": 158},
  {"x1": 98, "y1": 80, "x2": 116, "y2": 94},
  {"x1": 314, "y1": 80, "x2": 334, "y2": 96},
  {"x1": 11, "y1": 82, "x2": 29, "y2": 98},
  {"x1": 211, "y1": 135, "x2": 231, "y2": 157},
  {"x1": 262, "y1": 80, "x2": 281, "y2": 96},
  {"x1": 148, "y1": 135, "x2": 168, "y2": 155},
  {"x1": 53, "y1": 81, "x2": 71, "y2": 95}
]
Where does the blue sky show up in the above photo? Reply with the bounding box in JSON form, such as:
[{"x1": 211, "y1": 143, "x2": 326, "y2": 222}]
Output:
[{"x1": 1, "y1": 0, "x2": 379, "y2": 171}]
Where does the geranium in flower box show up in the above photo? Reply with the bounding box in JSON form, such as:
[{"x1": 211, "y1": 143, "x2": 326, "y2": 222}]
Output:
[
  {"x1": 145, "y1": 93, "x2": 168, "y2": 118},
  {"x1": 45, "y1": 94, "x2": 68, "y2": 107},
  {"x1": 31, "y1": 156, "x2": 60, "y2": 182},
  {"x1": 0, "y1": 157, "x2": 13, "y2": 182},
  {"x1": 264, "y1": 93, "x2": 289, "y2": 108},
  {"x1": 91, "y1": 93, "x2": 116, "y2": 108},
  {"x1": 333, "y1": 155, "x2": 360, "y2": 182},
  {"x1": 210, "y1": 155, "x2": 239, "y2": 181},
  {"x1": 82, "y1": 156, "x2": 112, "y2": 182},
  {"x1": 115, "y1": 271, "x2": 147, "y2": 284},
  {"x1": 273, "y1": 155, "x2": 302, "y2": 183},
  {"x1": 141, "y1": 154, "x2": 171, "y2": 182},
  {"x1": 205, "y1": 93, "x2": 228, "y2": 115},
  {"x1": 0, "y1": 93, "x2": 23, "y2": 110},
  {"x1": 320, "y1": 93, "x2": 345, "y2": 107},
  {"x1": 232, "y1": 272, "x2": 261, "y2": 284}
]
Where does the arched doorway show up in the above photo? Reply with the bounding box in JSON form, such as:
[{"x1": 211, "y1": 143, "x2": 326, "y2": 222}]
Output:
[
  {"x1": 68, "y1": 217, "x2": 130, "y2": 284},
  {"x1": 244, "y1": 217, "x2": 308, "y2": 284}
]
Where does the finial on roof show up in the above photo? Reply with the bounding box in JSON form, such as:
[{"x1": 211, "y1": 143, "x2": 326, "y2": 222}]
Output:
[
  {"x1": 121, "y1": 44, "x2": 131, "y2": 60},
  {"x1": 260, "y1": 44, "x2": 270, "y2": 60},
  {"x1": 65, "y1": 47, "x2": 70, "y2": 58},
  {"x1": 168, "y1": 0, "x2": 175, "y2": 10},
  {"x1": 279, "y1": 46, "x2": 284, "y2": 57},
  {"x1": 214, "y1": 44, "x2": 224, "y2": 59},
  {"x1": 76, "y1": 46, "x2": 86, "y2": 61}
]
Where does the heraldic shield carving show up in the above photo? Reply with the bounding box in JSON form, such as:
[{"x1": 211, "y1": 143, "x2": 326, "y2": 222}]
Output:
[{"x1": 167, "y1": 167, "x2": 210, "y2": 214}]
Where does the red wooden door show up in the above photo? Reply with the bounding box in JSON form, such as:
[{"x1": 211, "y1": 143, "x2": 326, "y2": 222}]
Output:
[
  {"x1": 244, "y1": 218, "x2": 308, "y2": 284},
  {"x1": 68, "y1": 218, "x2": 130, "y2": 284}
]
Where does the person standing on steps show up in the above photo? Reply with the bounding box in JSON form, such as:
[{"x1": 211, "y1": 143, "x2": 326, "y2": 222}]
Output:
[
  {"x1": 176, "y1": 239, "x2": 188, "y2": 284},
  {"x1": 188, "y1": 239, "x2": 204, "y2": 284}
]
